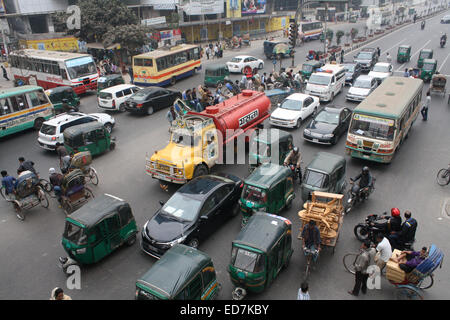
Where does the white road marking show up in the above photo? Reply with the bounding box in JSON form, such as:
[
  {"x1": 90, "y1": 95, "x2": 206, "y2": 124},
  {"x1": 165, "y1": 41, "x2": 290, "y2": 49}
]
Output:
[{"x1": 438, "y1": 51, "x2": 450, "y2": 72}]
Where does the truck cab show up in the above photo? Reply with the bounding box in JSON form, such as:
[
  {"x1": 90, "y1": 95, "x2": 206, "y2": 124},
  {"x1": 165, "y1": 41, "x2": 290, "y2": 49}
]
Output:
[{"x1": 146, "y1": 115, "x2": 219, "y2": 184}]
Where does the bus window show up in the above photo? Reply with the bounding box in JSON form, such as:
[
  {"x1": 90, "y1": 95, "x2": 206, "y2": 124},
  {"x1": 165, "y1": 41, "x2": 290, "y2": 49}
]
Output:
[
  {"x1": 0, "y1": 98, "x2": 12, "y2": 115},
  {"x1": 144, "y1": 59, "x2": 153, "y2": 67},
  {"x1": 26, "y1": 92, "x2": 42, "y2": 107},
  {"x1": 134, "y1": 58, "x2": 144, "y2": 67},
  {"x1": 10, "y1": 95, "x2": 28, "y2": 112},
  {"x1": 36, "y1": 90, "x2": 50, "y2": 105},
  {"x1": 167, "y1": 54, "x2": 175, "y2": 68},
  {"x1": 157, "y1": 57, "x2": 167, "y2": 72}
]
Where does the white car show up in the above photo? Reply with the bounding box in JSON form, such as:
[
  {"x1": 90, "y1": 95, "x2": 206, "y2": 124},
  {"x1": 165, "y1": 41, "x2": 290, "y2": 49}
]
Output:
[
  {"x1": 226, "y1": 55, "x2": 264, "y2": 74},
  {"x1": 269, "y1": 93, "x2": 320, "y2": 129},
  {"x1": 441, "y1": 15, "x2": 450, "y2": 23},
  {"x1": 38, "y1": 112, "x2": 115, "y2": 150},
  {"x1": 346, "y1": 75, "x2": 378, "y2": 102},
  {"x1": 368, "y1": 62, "x2": 393, "y2": 83},
  {"x1": 98, "y1": 84, "x2": 141, "y2": 112}
]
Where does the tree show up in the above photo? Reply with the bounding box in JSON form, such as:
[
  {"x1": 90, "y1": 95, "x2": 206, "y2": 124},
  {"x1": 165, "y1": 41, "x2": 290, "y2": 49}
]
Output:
[
  {"x1": 336, "y1": 30, "x2": 344, "y2": 45},
  {"x1": 103, "y1": 24, "x2": 153, "y2": 55}
]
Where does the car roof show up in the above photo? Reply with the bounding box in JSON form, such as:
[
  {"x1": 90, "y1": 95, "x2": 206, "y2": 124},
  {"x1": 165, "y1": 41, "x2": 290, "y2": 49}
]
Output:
[
  {"x1": 374, "y1": 62, "x2": 390, "y2": 67},
  {"x1": 323, "y1": 105, "x2": 347, "y2": 113},
  {"x1": 361, "y1": 47, "x2": 376, "y2": 52},
  {"x1": 178, "y1": 174, "x2": 231, "y2": 199},
  {"x1": 234, "y1": 55, "x2": 253, "y2": 59},
  {"x1": 99, "y1": 84, "x2": 138, "y2": 93},
  {"x1": 285, "y1": 93, "x2": 313, "y2": 101},
  {"x1": 43, "y1": 112, "x2": 87, "y2": 126},
  {"x1": 355, "y1": 74, "x2": 375, "y2": 81},
  {"x1": 306, "y1": 152, "x2": 346, "y2": 174}
]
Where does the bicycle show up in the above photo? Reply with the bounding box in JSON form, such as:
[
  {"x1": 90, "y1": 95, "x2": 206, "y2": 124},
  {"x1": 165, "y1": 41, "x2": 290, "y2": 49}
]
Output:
[
  {"x1": 303, "y1": 247, "x2": 319, "y2": 279},
  {"x1": 436, "y1": 164, "x2": 450, "y2": 186}
]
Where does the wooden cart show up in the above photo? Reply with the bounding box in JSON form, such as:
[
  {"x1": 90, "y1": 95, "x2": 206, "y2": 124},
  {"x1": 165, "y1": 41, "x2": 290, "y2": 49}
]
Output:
[{"x1": 297, "y1": 191, "x2": 344, "y2": 254}]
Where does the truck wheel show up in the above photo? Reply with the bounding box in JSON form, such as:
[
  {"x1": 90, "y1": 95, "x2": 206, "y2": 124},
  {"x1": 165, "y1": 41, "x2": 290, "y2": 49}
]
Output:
[
  {"x1": 187, "y1": 238, "x2": 199, "y2": 249},
  {"x1": 193, "y1": 164, "x2": 208, "y2": 178}
]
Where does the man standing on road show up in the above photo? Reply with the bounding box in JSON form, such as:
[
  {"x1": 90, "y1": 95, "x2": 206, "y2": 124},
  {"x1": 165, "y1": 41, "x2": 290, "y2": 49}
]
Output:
[
  {"x1": 377, "y1": 47, "x2": 381, "y2": 58},
  {"x1": 17, "y1": 157, "x2": 36, "y2": 175},
  {"x1": 348, "y1": 240, "x2": 374, "y2": 296},
  {"x1": 421, "y1": 91, "x2": 431, "y2": 121},
  {"x1": 375, "y1": 234, "x2": 392, "y2": 272}
]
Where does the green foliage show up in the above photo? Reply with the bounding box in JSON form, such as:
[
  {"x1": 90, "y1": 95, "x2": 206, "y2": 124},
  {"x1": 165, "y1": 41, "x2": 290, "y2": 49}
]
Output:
[
  {"x1": 336, "y1": 30, "x2": 344, "y2": 45},
  {"x1": 103, "y1": 24, "x2": 152, "y2": 54},
  {"x1": 350, "y1": 28, "x2": 358, "y2": 40}
]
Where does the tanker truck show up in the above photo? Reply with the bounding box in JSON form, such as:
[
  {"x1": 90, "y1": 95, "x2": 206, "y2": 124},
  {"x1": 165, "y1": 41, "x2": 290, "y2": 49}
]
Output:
[{"x1": 146, "y1": 90, "x2": 270, "y2": 185}]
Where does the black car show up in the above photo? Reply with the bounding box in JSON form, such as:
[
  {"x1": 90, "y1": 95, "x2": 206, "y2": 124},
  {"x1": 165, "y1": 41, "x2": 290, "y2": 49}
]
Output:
[
  {"x1": 303, "y1": 106, "x2": 352, "y2": 145},
  {"x1": 353, "y1": 49, "x2": 378, "y2": 72},
  {"x1": 342, "y1": 62, "x2": 362, "y2": 85},
  {"x1": 125, "y1": 87, "x2": 181, "y2": 115},
  {"x1": 141, "y1": 173, "x2": 242, "y2": 258}
]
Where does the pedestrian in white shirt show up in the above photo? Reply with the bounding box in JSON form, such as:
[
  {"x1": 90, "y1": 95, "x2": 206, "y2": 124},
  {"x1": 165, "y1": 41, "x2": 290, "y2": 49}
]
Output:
[
  {"x1": 297, "y1": 282, "x2": 310, "y2": 300},
  {"x1": 375, "y1": 234, "x2": 392, "y2": 272}
]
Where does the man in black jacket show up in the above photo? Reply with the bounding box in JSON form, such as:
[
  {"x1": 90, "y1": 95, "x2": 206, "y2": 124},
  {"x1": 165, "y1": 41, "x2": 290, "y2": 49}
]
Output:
[{"x1": 388, "y1": 210, "x2": 417, "y2": 249}]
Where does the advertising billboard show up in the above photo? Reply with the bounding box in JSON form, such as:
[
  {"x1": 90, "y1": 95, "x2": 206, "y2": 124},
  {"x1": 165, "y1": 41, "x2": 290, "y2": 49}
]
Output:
[
  {"x1": 180, "y1": 0, "x2": 224, "y2": 15},
  {"x1": 241, "y1": 0, "x2": 266, "y2": 15},
  {"x1": 227, "y1": 0, "x2": 241, "y2": 18}
]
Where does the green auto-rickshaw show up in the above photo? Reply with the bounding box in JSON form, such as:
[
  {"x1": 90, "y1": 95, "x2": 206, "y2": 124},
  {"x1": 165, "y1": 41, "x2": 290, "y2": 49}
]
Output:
[
  {"x1": 136, "y1": 244, "x2": 220, "y2": 300},
  {"x1": 397, "y1": 45, "x2": 411, "y2": 63},
  {"x1": 417, "y1": 49, "x2": 433, "y2": 68},
  {"x1": 301, "y1": 61, "x2": 323, "y2": 80},
  {"x1": 228, "y1": 212, "x2": 293, "y2": 299},
  {"x1": 204, "y1": 64, "x2": 230, "y2": 87},
  {"x1": 240, "y1": 163, "x2": 295, "y2": 227},
  {"x1": 45, "y1": 86, "x2": 80, "y2": 114},
  {"x1": 97, "y1": 74, "x2": 125, "y2": 94},
  {"x1": 59, "y1": 193, "x2": 138, "y2": 273},
  {"x1": 419, "y1": 58, "x2": 437, "y2": 82},
  {"x1": 63, "y1": 122, "x2": 116, "y2": 156},
  {"x1": 249, "y1": 129, "x2": 293, "y2": 172},
  {"x1": 301, "y1": 152, "x2": 346, "y2": 202}
]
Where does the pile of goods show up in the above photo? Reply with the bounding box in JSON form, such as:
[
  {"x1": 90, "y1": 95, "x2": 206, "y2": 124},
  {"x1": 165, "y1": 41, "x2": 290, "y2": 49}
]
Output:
[{"x1": 386, "y1": 249, "x2": 406, "y2": 283}]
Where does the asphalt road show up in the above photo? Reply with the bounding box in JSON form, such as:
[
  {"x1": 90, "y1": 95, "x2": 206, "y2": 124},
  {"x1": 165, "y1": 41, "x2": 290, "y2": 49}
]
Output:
[{"x1": 0, "y1": 12, "x2": 450, "y2": 300}]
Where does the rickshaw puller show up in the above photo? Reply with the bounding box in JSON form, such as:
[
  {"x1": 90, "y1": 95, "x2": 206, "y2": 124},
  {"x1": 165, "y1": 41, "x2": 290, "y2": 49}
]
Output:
[{"x1": 301, "y1": 220, "x2": 321, "y2": 262}]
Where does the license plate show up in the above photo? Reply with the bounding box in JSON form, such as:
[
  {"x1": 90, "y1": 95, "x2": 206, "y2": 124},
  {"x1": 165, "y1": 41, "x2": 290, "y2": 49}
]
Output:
[{"x1": 313, "y1": 139, "x2": 319, "y2": 142}]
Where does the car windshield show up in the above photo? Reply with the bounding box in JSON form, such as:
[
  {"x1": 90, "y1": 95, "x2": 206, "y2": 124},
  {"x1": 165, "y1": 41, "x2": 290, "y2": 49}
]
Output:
[
  {"x1": 99, "y1": 92, "x2": 113, "y2": 100},
  {"x1": 161, "y1": 193, "x2": 202, "y2": 222},
  {"x1": 65, "y1": 57, "x2": 96, "y2": 79},
  {"x1": 343, "y1": 65, "x2": 355, "y2": 72},
  {"x1": 373, "y1": 65, "x2": 390, "y2": 72},
  {"x1": 63, "y1": 222, "x2": 87, "y2": 245},
  {"x1": 304, "y1": 170, "x2": 329, "y2": 188},
  {"x1": 40, "y1": 124, "x2": 56, "y2": 135},
  {"x1": 232, "y1": 247, "x2": 265, "y2": 273},
  {"x1": 422, "y1": 63, "x2": 434, "y2": 71},
  {"x1": 131, "y1": 91, "x2": 150, "y2": 101},
  {"x1": 280, "y1": 99, "x2": 302, "y2": 110},
  {"x1": 314, "y1": 110, "x2": 339, "y2": 125},
  {"x1": 398, "y1": 47, "x2": 409, "y2": 54},
  {"x1": 309, "y1": 74, "x2": 331, "y2": 85},
  {"x1": 242, "y1": 185, "x2": 266, "y2": 205},
  {"x1": 231, "y1": 57, "x2": 242, "y2": 62},
  {"x1": 171, "y1": 131, "x2": 200, "y2": 147},
  {"x1": 353, "y1": 78, "x2": 372, "y2": 88},
  {"x1": 302, "y1": 64, "x2": 313, "y2": 72},
  {"x1": 419, "y1": 52, "x2": 430, "y2": 59},
  {"x1": 350, "y1": 114, "x2": 395, "y2": 141},
  {"x1": 356, "y1": 52, "x2": 372, "y2": 60}
]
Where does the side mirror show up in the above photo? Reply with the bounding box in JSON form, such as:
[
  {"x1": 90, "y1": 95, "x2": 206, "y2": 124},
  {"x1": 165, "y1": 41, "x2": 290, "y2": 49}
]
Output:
[
  {"x1": 200, "y1": 215, "x2": 208, "y2": 221},
  {"x1": 277, "y1": 103, "x2": 281, "y2": 107},
  {"x1": 159, "y1": 200, "x2": 165, "y2": 206}
]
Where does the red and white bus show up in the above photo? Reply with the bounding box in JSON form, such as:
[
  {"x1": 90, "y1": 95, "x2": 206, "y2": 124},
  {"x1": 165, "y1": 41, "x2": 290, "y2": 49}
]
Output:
[{"x1": 9, "y1": 49, "x2": 98, "y2": 95}]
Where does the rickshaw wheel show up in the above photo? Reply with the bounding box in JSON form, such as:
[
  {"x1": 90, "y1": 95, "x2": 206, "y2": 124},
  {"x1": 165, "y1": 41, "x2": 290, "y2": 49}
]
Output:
[
  {"x1": 187, "y1": 238, "x2": 199, "y2": 249},
  {"x1": 85, "y1": 187, "x2": 95, "y2": 199},
  {"x1": 13, "y1": 202, "x2": 25, "y2": 221},
  {"x1": 126, "y1": 234, "x2": 137, "y2": 246},
  {"x1": 419, "y1": 274, "x2": 434, "y2": 290},
  {"x1": 395, "y1": 286, "x2": 423, "y2": 300},
  {"x1": 88, "y1": 168, "x2": 99, "y2": 186},
  {"x1": 38, "y1": 189, "x2": 49, "y2": 208}
]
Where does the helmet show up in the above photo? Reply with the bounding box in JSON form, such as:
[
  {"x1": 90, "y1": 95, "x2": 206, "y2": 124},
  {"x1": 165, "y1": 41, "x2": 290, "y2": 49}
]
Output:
[
  {"x1": 391, "y1": 208, "x2": 400, "y2": 217},
  {"x1": 362, "y1": 166, "x2": 369, "y2": 173},
  {"x1": 49, "y1": 168, "x2": 56, "y2": 175},
  {"x1": 293, "y1": 147, "x2": 299, "y2": 153}
]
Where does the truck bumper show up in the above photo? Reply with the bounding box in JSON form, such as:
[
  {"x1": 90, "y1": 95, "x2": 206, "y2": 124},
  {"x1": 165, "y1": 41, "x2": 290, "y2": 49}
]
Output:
[{"x1": 146, "y1": 169, "x2": 187, "y2": 184}]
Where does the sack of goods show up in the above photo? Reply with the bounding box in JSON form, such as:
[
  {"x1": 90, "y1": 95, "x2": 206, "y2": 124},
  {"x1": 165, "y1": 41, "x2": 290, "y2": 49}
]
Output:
[
  {"x1": 71, "y1": 151, "x2": 92, "y2": 168},
  {"x1": 386, "y1": 249, "x2": 406, "y2": 283}
]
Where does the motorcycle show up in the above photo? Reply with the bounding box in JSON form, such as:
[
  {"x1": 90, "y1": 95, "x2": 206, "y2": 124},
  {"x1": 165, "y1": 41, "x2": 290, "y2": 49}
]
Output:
[
  {"x1": 345, "y1": 178, "x2": 376, "y2": 214},
  {"x1": 440, "y1": 39, "x2": 446, "y2": 48},
  {"x1": 354, "y1": 214, "x2": 415, "y2": 250},
  {"x1": 286, "y1": 163, "x2": 302, "y2": 184},
  {"x1": 421, "y1": 22, "x2": 425, "y2": 30}
]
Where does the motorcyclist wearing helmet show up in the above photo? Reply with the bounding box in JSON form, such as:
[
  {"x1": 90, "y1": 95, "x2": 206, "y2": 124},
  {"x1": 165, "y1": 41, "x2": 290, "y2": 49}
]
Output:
[
  {"x1": 351, "y1": 166, "x2": 373, "y2": 199},
  {"x1": 372, "y1": 207, "x2": 403, "y2": 235},
  {"x1": 284, "y1": 147, "x2": 302, "y2": 182},
  {"x1": 388, "y1": 210, "x2": 418, "y2": 250}
]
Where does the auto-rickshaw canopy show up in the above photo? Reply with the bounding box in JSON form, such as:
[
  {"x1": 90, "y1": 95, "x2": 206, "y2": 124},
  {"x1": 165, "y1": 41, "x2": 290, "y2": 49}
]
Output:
[
  {"x1": 233, "y1": 212, "x2": 291, "y2": 253},
  {"x1": 422, "y1": 58, "x2": 437, "y2": 70},
  {"x1": 305, "y1": 152, "x2": 346, "y2": 176},
  {"x1": 136, "y1": 244, "x2": 213, "y2": 299},
  {"x1": 252, "y1": 129, "x2": 292, "y2": 146},
  {"x1": 419, "y1": 49, "x2": 433, "y2": 58},
  {"x1": 398, "y1": 45, "x2": 411, "y2": 53},
  {"x1": 205, "y1": 64, "x2": 229, "y2": 75},
  {"x1": 68, "y1": 193, "x2": 131, "y2": 229},
  {"x1": 244, "y1": 163, "x2": 292, "y2": 190},
  {"x1": 63, "y1": 121, "x2": 106, "y2": 143}
]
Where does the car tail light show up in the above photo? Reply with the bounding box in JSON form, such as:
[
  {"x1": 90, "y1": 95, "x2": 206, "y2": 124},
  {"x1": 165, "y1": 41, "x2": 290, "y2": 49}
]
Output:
[
  {"x1": 112, "y1": 100, "x2": 116, "y2": 107},
  {"x1": 51, "y1": 137, "x2": 57, "y2": 141},
  {"x1": 137, "y1": 104, "x2": 143, "y2": 108}
]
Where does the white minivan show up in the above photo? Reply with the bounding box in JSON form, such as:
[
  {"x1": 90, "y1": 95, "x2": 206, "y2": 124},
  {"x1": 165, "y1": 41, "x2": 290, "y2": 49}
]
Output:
[
  {"x1": 304, "y1": 64, "x2": 346, "y2": 102},
  {"x1": 98, "y1": 84, "x2": 141, "y2": 112}
]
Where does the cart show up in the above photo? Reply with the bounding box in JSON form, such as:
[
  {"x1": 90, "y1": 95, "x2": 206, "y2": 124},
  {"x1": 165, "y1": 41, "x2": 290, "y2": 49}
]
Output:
[
  {"x1": 297, "y1": 191, "x2": 344, "y2": 278},
  {"x1": 429, "y1": 74, "x2": 447, "y2": 96},
  {"x1": 388, "y1": 244, "x2": 444, "y2": 300}
]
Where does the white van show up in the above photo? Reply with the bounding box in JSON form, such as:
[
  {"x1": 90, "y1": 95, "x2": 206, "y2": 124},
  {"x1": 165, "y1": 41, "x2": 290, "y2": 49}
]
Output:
[
  {"x1": 98, "y1": 84, "x2": 141, "y2": 112},
  {"x1": 304, "y1": 64, "x2": 346, "y2": 102}
]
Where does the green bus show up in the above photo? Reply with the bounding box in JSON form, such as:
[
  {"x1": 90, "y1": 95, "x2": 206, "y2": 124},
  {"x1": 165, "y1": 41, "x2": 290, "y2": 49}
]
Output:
[
  {"x1": 345, "y1": 77, "x2": 423, "y2": 163},
  {"x1": 0, "y1": 85, "x2": 54, "y2": 138}
]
